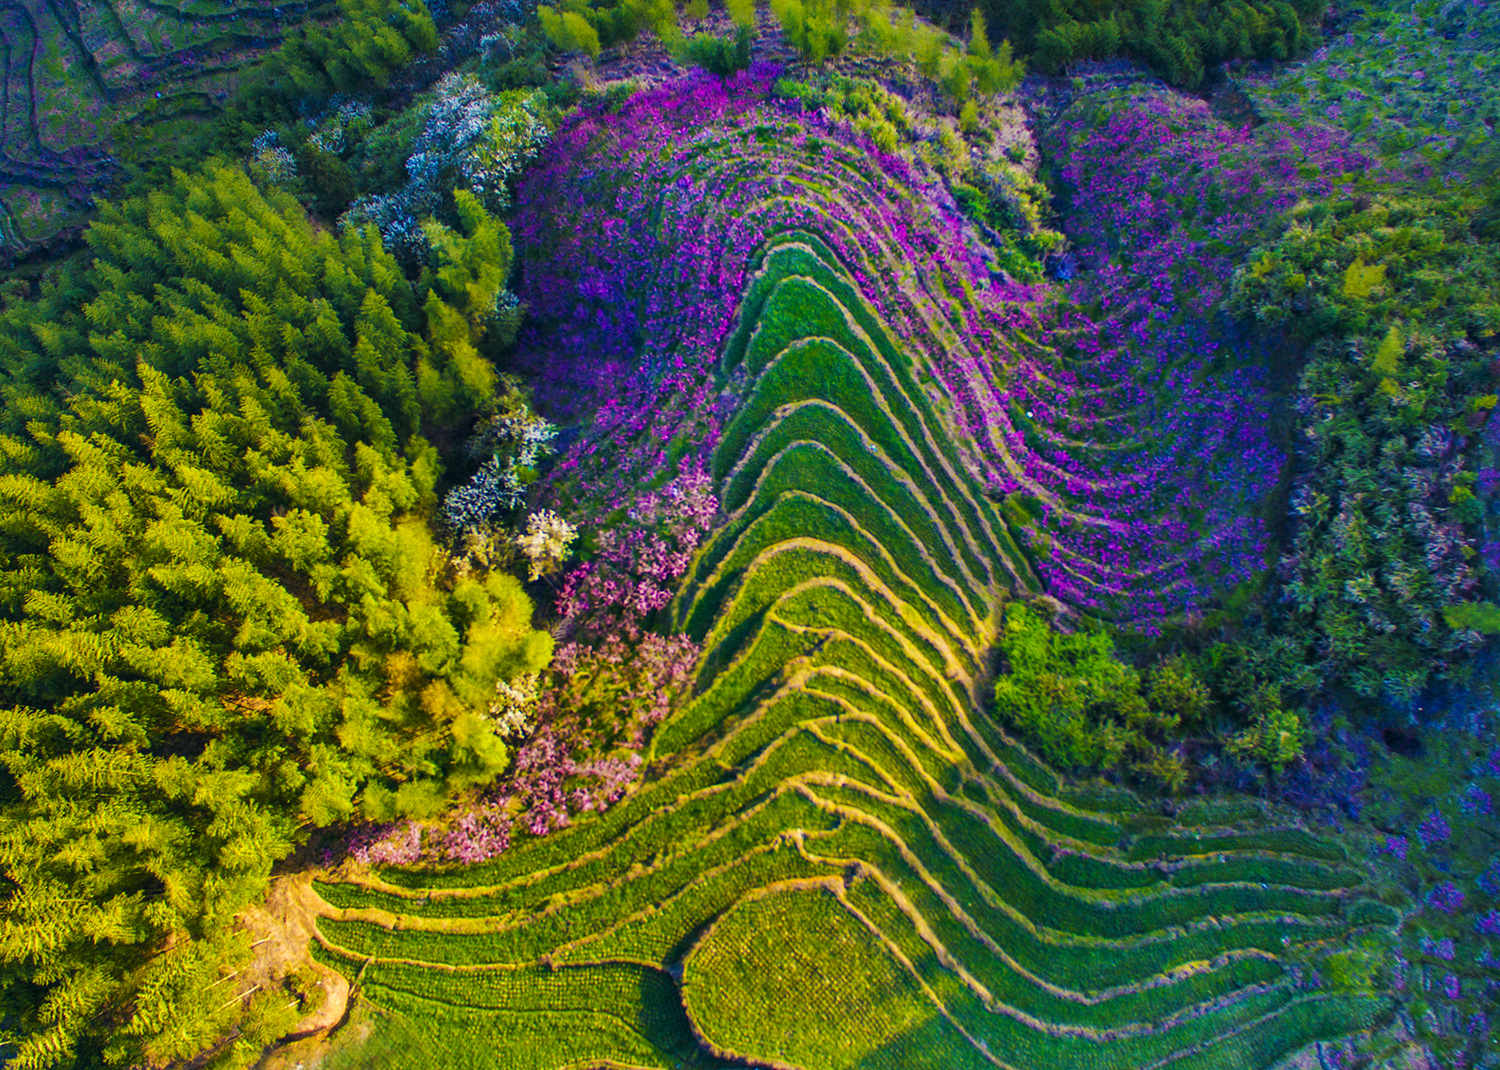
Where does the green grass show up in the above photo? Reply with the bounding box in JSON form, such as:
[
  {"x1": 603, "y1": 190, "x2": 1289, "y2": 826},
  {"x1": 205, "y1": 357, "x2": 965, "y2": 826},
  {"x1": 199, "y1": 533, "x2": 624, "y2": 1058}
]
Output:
[
  {"x1": 682, "y1": 886, "x2": 973, "y2": 1070},
  {"x1": 685, "y1": 490, "x2": 962, "y2": 663},
  {"x1": 350, "y1": 963, "x2": 722, "y2": 1069},
  {"x1": 697, "y1": 436, "x2": 979, "y2": 639}
]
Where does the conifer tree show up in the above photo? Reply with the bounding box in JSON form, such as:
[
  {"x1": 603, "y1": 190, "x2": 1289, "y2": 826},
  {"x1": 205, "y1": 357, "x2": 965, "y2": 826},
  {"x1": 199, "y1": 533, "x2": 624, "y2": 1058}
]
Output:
[
  {"x1": 272, "y1": 0, "x2": 440, "y2": 99},
  {"x1": 0, "y1": 166, "x2": 547, "y2": 1068}
]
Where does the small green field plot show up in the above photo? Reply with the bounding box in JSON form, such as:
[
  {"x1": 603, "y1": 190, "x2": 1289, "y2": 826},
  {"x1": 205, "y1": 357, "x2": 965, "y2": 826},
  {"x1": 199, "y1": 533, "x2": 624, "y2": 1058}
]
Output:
[
  {"x1": 312, "y1": 234, "x2": 1394, "y2": 1069},
  {"x1": 682, "y1": 885, "x2": 978, "y2": 1070}
]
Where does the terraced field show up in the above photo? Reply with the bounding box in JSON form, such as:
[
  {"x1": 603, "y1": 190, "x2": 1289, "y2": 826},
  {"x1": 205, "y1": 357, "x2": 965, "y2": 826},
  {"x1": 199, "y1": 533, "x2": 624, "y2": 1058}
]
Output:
[
  {"x1": 510, "y1": 70, "x2": 1279, "y2": 625},
  {"x1": 0, "y1": 0, "x2": 321, "y2": 254},
  {"x1": 311, "y1": 221, "x2": 1394, "y2": 1066}
]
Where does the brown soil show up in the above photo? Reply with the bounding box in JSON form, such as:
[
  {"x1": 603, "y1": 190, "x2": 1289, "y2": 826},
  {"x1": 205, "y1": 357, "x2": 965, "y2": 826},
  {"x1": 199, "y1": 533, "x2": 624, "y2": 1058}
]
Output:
[{"x1": 240, "y1": 874, "x2": 351, "y2": 1070}]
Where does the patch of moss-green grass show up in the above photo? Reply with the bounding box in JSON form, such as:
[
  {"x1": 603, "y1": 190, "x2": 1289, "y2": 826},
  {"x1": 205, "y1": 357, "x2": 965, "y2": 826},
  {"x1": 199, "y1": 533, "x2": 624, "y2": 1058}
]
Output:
[
  {"x1": 682, "y1": 886, "x2": 973, "y2": 1070},
  {"x1": 557, "y1": 839, "x2": 843, "y2": 966},
  {"x1": 657, "y1": 616, "x2": 823, "y2": 756},
  {"x1": 1160, "y1": 994, "x2": 1394, "y2": 1070},
  {"x1": 1126, "y1": 828, "x2": 1348, "y2": 865},
  {"x1": 714, "y1": 338, "x2": 997, "y2": 588},
  {"x1": 686, "y1": 492, "x2": 963, "y2": 669},
  {"x1": 352, "y1": 962, "x2": 718, "y2": 1069}
]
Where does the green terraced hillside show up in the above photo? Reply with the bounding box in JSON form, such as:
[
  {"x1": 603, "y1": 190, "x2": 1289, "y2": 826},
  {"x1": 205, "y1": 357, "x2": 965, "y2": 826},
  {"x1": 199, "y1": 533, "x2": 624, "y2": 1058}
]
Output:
[
  {"x1": 0, "y1": 0, "x2": 325, "y2": 253},
  {"x1": 309, "y1": 231, "x2": 1395, "y2": 1069}
]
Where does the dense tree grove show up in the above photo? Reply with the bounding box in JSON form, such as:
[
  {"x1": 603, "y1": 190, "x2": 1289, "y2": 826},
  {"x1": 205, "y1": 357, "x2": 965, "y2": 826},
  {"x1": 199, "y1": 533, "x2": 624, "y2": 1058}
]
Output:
[
  {"x1": 269, "y1": 0, "x2": 441, "y2": 99},
  {"x1": 962, "y1": 0, "x2": 1323, "y2": 85},
  {"x1": 1227, "y1": 191, "x2": 1500, "y2": 702},
  {"x1": 0, "y1": 168, "x2": 549, "y2": 1067}
]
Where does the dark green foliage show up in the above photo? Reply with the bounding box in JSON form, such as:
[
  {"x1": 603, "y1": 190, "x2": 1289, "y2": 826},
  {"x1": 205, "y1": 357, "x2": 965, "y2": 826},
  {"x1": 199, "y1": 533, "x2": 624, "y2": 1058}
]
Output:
[
  {"x1": 1228, "y1": 194, "x2": 1500, "y2": 347},
  {"x1": 270, "y1": 0, "x2": 440, "y2": 100},
  {"x1": 351, "y1": 101, "x2": 432, "y2": 197},
  {"x1": 0, "y1": 168, "x2": 548, "y2": 1067},
  {"x1": 974, "y1": 0, "x2": 1322, "y2": 86},
  {"x1": 298, "y1": 143, "x2": 360, "y2": 221},
  {"x1": 418, "y1": 190, "x2": 522, "y2": 437},
  {"x1": 1228, "y1": 192, "x2": 1500, "y2": 702},
  {"x1": 1356, "y1": 705, "x2": 1500, "y2": 1070},
  {"x1": 950, "y1": 178, "x2": 1062, "y2": 282},
  {"x1": 675, "y1": 24, "x2": 756, "y2": 76},
  {"x1": 480, "y1": 26, "x2": 557, "y2": 91}
]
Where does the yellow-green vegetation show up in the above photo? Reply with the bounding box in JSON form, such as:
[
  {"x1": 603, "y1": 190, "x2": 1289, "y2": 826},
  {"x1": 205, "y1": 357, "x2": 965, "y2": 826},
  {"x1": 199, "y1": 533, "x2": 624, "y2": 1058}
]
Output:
[
  {"x1": 992, "y1": 602, "x2": 1214, "y2": 787},
  {"x1": 308, "y1": 233, "x2": 1393, "y2": 1069},
  {"x1": 981, "y1": 0, "x2": 1325, "y2": 85},
  {"x1": 0, "y1": 168, "x2": 547, "y2": 1068},
  {"x1": 682, "y1": 887, "x2": 964, "y2": 1068},
  {"x1": 270, "y1": 0, "x2": 440, "y2": 98},
  {"x1": 536, "y1": 0, "x2": 1024, "y2": 104},
  {"x1": 538, "y1": 0, "x2": 680, "y2": 54}
]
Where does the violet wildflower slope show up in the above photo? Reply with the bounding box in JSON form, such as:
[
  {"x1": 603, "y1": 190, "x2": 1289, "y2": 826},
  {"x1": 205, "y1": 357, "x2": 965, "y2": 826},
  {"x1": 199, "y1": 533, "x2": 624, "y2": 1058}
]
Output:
[
  {"x1": 308, "y1": 73, "x2": 1394, "y2": 1069},
  {"x1": 507, "y1": 68, "x2": 1285, "y2": 626}
]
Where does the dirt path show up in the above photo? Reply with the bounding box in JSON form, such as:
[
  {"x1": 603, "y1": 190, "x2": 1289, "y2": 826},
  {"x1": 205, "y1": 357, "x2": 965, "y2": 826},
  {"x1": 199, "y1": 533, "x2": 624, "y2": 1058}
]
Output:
[{"x1": 240, "y1": 873, "x2": 352, "y2": 1070}]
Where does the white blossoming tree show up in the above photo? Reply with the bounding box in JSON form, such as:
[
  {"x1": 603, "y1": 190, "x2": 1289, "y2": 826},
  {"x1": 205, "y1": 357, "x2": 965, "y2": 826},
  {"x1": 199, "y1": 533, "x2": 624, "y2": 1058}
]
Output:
[{"x1": 516, "y1": 510, "x2": 578, "y2": 581}]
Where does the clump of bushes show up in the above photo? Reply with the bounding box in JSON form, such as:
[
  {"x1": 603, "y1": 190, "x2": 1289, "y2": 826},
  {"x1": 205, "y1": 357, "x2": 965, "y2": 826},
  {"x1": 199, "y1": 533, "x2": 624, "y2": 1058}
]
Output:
[
  {"x1": 1228, "y1": 191, "x2": 1500, "y2": 703},
  {"x1": 775, "y1": 2, "x2": 1023, "y2": 101},
  {"x1": 993, "y1": 602, "x2": 1328, "y2": 786},
  {"x1": 993, "y1": 603, "x2": 1219, "y2": 790},
  {"x1": 270, "y1": 0, "x2": 440, "y2": 99},
  {"x1": 537, "y1": 0, "x2": 681, "y2": 55},
  {"x1": 975, "y1": 0, "x2": 1323, "y2": 87},
  {"x1": 675, "y1": 23, "x2": 756, "y2": 75},
  {"x1": 533, "y1": 0, "x2": 1023, "y2": 106},
  {"x1": 342, "y1": 73, "x2": 554, "y2": 260}
]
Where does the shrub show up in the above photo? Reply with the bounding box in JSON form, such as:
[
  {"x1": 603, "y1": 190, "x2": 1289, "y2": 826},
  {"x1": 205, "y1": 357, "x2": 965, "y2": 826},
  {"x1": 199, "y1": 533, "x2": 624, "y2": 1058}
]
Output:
[
  {"x1": 1229, "y1": 192, "x2": 1500, "y2": 701},
  {"x1": 675, "y1": 24, "x2": 755, "y2": 76},
  {"x1": 978, "y1": 0, "x2": 1318, "y2": 87},
  {"x1": 344, "y1": 75, "x2": 552, "y2": 259},
  {"x1": 538, "y1": 6, "x2": 604, "y2": 56},
  {"x1": 771, "y1": 0, "x2": 848, "y2": 63},
  {"x1": 1225, "y1": 686, "x2": 1307, "y2": 771},
  {"x1": 516, "y1": 510, "x2": 580, "y2": 580},
  {"x1": 271, "y1": 0, "x2": 439, "y2": 99},
  {"x1": 991, "y1": 603, "x2": 1205, "y2": 785},
  {"x1": 538, "y1": 0, "x2": 680, "y2": 54}
]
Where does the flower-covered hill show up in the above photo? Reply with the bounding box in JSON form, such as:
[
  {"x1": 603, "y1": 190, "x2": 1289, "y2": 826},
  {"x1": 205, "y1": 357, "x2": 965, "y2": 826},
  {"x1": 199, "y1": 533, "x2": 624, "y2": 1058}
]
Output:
[
  {"x1": 307, "y1": 66, "x2": 1397, "y2": 1070},
  {"x1": 506, "y1": 64, "x2": 1290, "y2": 624}
]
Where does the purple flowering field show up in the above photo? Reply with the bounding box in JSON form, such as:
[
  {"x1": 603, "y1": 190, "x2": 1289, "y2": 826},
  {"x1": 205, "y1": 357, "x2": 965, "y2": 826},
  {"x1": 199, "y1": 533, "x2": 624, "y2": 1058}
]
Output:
[{"x1": 501, "y1": 67, "x2": 1377, "y2": 625}]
